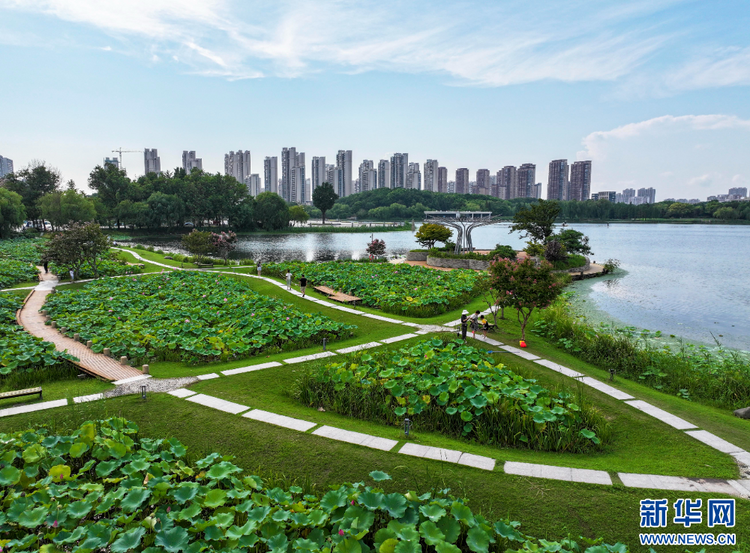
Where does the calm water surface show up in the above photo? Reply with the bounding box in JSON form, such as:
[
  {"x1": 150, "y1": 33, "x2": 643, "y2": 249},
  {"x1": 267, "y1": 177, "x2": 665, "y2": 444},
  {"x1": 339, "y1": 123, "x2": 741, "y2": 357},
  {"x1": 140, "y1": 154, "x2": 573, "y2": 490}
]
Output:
[{"x1": 132, "y1": 223, "x2": 750, "y2": 350}]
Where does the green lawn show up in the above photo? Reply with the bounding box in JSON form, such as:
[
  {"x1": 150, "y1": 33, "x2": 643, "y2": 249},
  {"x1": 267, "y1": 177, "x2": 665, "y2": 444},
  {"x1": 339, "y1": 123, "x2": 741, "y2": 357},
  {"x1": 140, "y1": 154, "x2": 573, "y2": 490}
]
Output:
[
  {"x1": 2, "y1": 262, "x2": 750, "y2": 552},
  {"x1": 188, "y1": 332, "x2": 738, "y2": 479},
  {"x1": 113, "y1": 249, "x2": 172, "y2": 273},
  {"x1": 0, "y1": 375, "x2": 112, "y2": 410},
  {"x1": 0, "y1": 394, "x2": 747, "y2": 552}
]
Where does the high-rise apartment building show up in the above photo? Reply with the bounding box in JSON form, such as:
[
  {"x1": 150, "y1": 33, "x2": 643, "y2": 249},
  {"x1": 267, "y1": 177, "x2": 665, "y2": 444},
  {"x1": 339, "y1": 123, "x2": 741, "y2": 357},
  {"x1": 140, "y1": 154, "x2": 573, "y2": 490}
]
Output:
[
  {"x1": 281, "y1": 148, "x2": 305, "y2": 203},
  {"x1": 144, "y1": 149, "x2": 161, "y2": 174},
  {"x1": 358, "y1": 160, "x2": 377, "y2": 193},
  {"x1": 594, "y1": 191, "x2": 617, "y2": 202},
  {"x1": 516, "y1": 163, "x2": 536, "y2": 199},
  {"x1": 264, "y1": 156, "x2": 278, "y2": 195},
  {"x1": 500, "y1": 166, "x2": 518, "y2": 199},
  {"x1": 569, "y1": 160, "x2": 592, "y2": 201},
  {"x1": 547, "y1": 159, "x2": 569, "y2": 201},
  {"x1": 182, "y1": 151, "x2": 203, "y2": 172},
  {"x1": 378, "y1": 160, "x2": 390, "y2": 189},
  {"x1": 103, "y1": 157, "x2": 119, "y2": 169},
  {"x1": 532, "y1": 183, "x2": 542, "y2": 199},
  {"x1": 447, "y1": 181, "x2": 456, "y2": 194},
  {"x1": 438, "y1": 167, "x2": 448, "y2": 193},
  {"x1": 637, "y1": 187, "x2": 656, "y2": 204},
  {"x1": 293, "y1": 153, "x2": 306, "y2": 203},
  {"x1": 455, "y1": 168, "x2": 469, "y2": 194},
  {"x1": 390, "y1": 153, "x2": 408, "y2": 189},
  {"x1": 0, "y1": 155, "x2": 14, "y2": 177},
  {"x1": 247, "y1": 174, "x2": 261, "y2": 197},
  {"x1": 476, "y1": 169, "x2": 490, "y2": 196},
  {"x1": 407, "y1": 162, "x2": 421, "y2": 190},
  {"x1": 423, "y1": 160, "x2": 439, "y2": 192},
  {"x1": 311, "y1": 157, "x2": 326, "y2": 193},
  {"x1": 622, "y1": 188, "x2": 636, "y2": 204},
  {"x1": 729, "y1": 187, "x2": 748, "y2": 198},
  {"x1": 336, "y1": 150, "x2": 353, "y2": 197},
  {"x1": 325, "y1": 164, "x2": 336, "y2": 187},
  {"x1": 225, "y1": 150, "x2": 251, "y2": 183}
]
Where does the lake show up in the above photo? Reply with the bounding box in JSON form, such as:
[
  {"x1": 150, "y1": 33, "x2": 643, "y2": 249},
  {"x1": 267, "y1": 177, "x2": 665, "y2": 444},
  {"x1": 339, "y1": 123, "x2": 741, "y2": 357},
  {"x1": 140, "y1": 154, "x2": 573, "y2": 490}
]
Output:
[{"x1": 130, "y1": 223, "x2": 750, "y2": 351}]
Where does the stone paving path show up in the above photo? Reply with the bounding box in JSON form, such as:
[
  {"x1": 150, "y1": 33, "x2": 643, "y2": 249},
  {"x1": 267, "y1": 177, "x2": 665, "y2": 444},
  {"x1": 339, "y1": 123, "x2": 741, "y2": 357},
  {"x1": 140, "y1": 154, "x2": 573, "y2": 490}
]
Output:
[
  {"x1": 16, "y1": 269, "x2": 144, "y2": 381},
  {"x1": 5, "y1": 248, "x2": 750, "y2": 498}
]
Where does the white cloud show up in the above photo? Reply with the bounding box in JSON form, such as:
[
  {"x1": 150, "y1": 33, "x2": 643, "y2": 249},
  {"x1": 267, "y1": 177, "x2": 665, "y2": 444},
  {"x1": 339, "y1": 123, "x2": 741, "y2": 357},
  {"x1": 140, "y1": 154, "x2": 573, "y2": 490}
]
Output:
[
  {"x1": 688, "y1": 174, "x2": 716, "y2": 188},
  {"x1": 577, "y1": 114, "x2": 750, "y2": 198},
  {"x1": 578, "y1": 114, "x2": 750, "y2": 160},
  {"x1": 0, "y1": 0, "x2": 689, "y2": 85},
  {"x1": 663, "y1": 46, "x2": 750, "y2": 92}
]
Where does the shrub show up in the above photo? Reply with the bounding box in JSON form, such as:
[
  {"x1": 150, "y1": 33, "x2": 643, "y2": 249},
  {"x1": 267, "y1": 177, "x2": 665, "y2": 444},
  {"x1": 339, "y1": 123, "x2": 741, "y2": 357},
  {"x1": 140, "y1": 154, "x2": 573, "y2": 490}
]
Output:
[{"x1": 297, "y1": 339, "x2": 609, "y2": 452}]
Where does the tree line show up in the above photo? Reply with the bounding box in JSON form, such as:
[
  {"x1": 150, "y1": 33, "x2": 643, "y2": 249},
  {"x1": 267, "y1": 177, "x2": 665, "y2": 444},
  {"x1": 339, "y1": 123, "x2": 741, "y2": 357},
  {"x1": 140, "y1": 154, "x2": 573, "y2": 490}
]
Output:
[{"x1": 1, "y1": 161, "x2": 748, "y2": 238}]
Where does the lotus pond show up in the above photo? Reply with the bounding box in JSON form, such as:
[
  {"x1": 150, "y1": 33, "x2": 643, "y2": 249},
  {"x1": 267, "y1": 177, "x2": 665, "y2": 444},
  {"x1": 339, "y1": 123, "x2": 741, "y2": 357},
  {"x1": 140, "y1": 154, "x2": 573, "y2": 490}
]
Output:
[
  {"x1": 0, "y1": 417, "x2": 629, "y2": 553},
  {"x1": 263, "y1": 262, "x2": 480, "y2": 317},
  {"x1": 0, "y1": 237, "x2": 45, "y2": 263},
  {"x1": 297, "y1": 339, "x2": 609, "y2": 453},
  {"x1": 0, "y1": 294, "x2": 76, "y2": 376},
  {"x1": 43, "y1": 272, "x2": 357, "y2": 364}
]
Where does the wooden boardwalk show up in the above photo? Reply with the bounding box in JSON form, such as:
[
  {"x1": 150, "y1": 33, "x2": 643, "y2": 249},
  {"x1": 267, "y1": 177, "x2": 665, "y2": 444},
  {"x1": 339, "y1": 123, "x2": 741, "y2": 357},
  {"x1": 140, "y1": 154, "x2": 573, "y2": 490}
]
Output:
[{"x1": 16, "y1": 271, "x2": 144, "y2": 382}]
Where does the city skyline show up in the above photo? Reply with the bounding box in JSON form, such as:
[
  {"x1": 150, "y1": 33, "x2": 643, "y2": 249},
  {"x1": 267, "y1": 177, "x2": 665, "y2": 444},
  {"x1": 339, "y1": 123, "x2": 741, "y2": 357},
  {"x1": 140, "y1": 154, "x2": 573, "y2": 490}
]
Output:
[{"x1": 1, "y1": 1, "x2": 749, "y2": 199}]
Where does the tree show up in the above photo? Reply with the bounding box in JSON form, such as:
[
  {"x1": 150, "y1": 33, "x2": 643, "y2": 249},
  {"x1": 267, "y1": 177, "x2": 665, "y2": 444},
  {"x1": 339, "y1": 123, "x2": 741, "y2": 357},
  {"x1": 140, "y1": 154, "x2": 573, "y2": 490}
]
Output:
[
  {"x1": 476, "y1": 274, "x2": 512, "y2": 324},
  {"x1": 510, "y1": 199, "x2": 560, "y2": 244},
  {"x1": 415, "y1": 223, "x2": 452, "y2": 249},
  {"x1": 312, "y1": 182, "x2": 338, "y2": 224},
  {"x1": 366, "y1": 238, "x2": 386, "y2": 258},
  {"x1": 713, "y1": 206, "x2": 739, "y2": 220},
  {"x1": 1, "y1": 161, "x2": 61, "y2": 225},
  {"x1": 543, "y1": 240, "x2": 567, "y2": 263},
  {"x1": 182, "y1": 229, "x2": 212, "y2": 256},
  {"x1": 211, "y1": 231, "x2": 237, "y2": 262},
  {"x1": 38, "y1": 189, "x2": 96, "y2": 229},
  {"x1": 0, "y1": 188, "x2": 26, "y2": 238},
  {"x1": 289, "y1": 205, "x2": 310, "y2": 226},
  {"x1": 255, "y1": 192, "x2": 290, "y2": 230},
  {"x1": 667, "y1": 202, "x2": 694, "y2": 218},
  {"x1": 488, "y1": 257, "x2": 563, "y2": 340},
  {"x1": 555, "y1": 229, "x2": 592, "y2": 256},
  {"x1": 43, "y1": 222, "x2": 110, "y2": 279},
  {"x1": 88, "y1": 164, "x2": 131, "y2": 224}
]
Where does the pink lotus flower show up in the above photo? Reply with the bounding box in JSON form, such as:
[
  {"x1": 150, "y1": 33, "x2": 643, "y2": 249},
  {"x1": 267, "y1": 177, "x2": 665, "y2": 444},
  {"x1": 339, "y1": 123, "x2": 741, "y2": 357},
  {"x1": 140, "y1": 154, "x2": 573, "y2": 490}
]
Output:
[
  {"x1": 167, "y1": 506, "x2": 171, "y2": 513},
  {"x1": 339, "y1": 530, "x2": 344, "y2": 536},
  {"x1": 52, "y1": 520, "x2": 58, "y2": 528}
]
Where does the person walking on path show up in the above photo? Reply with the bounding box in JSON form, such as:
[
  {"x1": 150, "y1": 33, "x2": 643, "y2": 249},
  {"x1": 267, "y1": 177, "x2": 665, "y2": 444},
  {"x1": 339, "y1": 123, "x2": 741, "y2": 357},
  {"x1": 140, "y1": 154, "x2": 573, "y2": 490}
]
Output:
[
  {"x1": 43, "y1": 260, "x2": 48, "y2": 274},
  {"x1": 285, "y1": 270, "x2": 293, "y2": 290},
  {"x1": 69, "y1": 269, "x2": 75, "y2": 282},
  {"x1": 256, "y1": 262, "x2": 262, "y2": 277},
  {"x1": 480, "y1": 315, "x2": 489, "y2": 339},
  {"x1": 470, "y1": 310, "x2": 481, "y2": 339},
  {"x1": 299, "y1": 275, "x2": 308, "y2": 297},
  {"x1": 459, "y1": 310, "x2": 469, "y2": 341}
]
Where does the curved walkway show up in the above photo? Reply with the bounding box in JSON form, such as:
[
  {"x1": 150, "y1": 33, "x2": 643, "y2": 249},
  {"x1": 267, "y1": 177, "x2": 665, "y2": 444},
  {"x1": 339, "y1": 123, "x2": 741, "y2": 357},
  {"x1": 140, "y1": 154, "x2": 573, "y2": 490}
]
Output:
[
  {"x1": 16, "y1": 269, "x2": 145, "y2": 382},
  {"x1": 6, "y1": 249, "x2": 750, "y2": 499}
]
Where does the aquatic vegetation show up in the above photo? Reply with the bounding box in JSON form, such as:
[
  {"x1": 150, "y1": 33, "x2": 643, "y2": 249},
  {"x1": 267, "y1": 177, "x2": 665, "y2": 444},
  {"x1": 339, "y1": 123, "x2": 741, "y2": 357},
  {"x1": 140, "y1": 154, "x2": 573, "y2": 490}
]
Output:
[
  {"x1": 43, "y1": 272, "x2": 356, "y2": 364},
  {"x1": 265, "y1": 261, "x2": 480, "y2": 317},
  {"x1": 297, "y1": 339, "x2": 608, "y2": 452},
  {"x1": 0, "y1": 418, "x2": 629, "y2": 552}
]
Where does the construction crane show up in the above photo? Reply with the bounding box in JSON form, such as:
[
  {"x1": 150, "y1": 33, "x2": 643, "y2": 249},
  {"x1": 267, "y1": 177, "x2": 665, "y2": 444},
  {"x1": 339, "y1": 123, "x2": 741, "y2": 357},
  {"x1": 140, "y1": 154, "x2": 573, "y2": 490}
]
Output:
[{"x1": 111, "y1": 148, "x2": 143, "y2": 168}]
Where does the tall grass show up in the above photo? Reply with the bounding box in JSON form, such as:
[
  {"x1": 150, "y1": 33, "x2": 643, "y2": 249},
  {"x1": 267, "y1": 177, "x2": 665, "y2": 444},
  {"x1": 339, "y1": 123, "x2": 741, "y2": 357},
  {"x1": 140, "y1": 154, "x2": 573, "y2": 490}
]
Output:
[{"x1": 534, "y1": 298, "x2": 750, "y2": 409}]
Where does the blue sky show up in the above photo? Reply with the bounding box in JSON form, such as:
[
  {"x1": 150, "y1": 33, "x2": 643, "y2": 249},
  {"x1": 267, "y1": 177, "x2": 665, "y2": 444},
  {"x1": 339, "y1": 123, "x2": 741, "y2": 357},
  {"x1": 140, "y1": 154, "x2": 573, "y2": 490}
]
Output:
[{"x1": 1, "y1": 0, "x2": 749, "y2": 200}]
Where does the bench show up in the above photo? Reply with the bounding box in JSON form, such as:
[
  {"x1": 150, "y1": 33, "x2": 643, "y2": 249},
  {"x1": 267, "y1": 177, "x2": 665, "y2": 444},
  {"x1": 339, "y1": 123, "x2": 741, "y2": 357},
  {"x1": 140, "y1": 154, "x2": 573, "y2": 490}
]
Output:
[
  {"x1": 195, "y1": 263, "x2": 214, "y2": 268},
  {"x1": 314, "y1": 285, "x2": 337, "y2": 296},
  {"x1": 0, "y1": 387, "x2": 42, "y2": 401},
  {"x1": 329, "y1": 292, "x2": 362, "y2": 305}
]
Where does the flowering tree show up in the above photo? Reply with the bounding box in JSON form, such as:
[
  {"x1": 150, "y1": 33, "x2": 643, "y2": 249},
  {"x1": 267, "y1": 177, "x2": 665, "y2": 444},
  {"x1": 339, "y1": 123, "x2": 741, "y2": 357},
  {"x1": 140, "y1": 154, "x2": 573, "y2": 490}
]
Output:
[
  {"x1": 211, "y1": 231, "x2": 238, "y2": 262},
  {"x1": 488, "y1": 257, "x2": 562, "y2": 340},
  {"x1": 365, "y1": 238, "x2": 386, "y2": 258}
]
